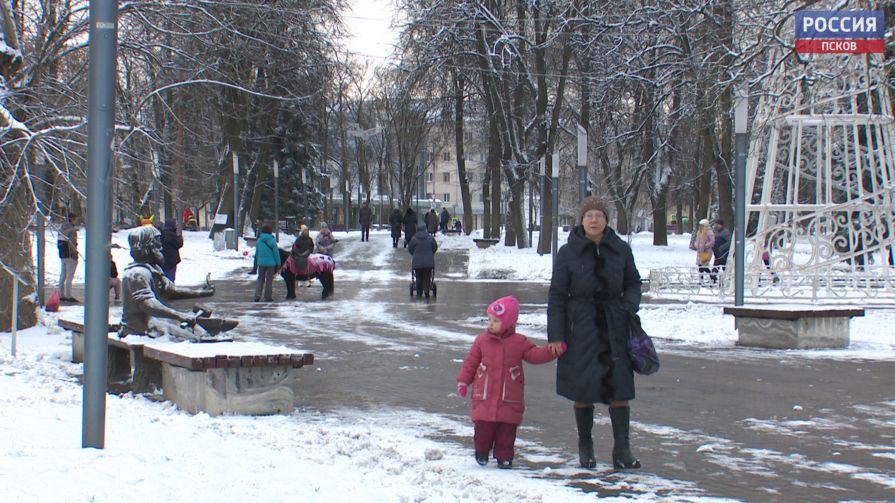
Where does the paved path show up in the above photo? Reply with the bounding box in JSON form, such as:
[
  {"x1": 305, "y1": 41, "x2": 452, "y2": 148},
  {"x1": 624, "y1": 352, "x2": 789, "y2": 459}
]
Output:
[{"x1": 151, "y1": 232, "x2": 895, "y2": 501}]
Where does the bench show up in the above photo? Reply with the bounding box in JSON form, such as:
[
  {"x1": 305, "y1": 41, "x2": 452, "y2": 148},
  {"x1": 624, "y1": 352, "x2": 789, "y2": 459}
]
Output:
[
  {"x1": 442, "y1": 229, "x2": 462, "y2": 236},
  {"x1": 722, "y1": 306, "x2": 865, "y2": 349},
  {"x1": 64, "y1": 320, "x2": 165, "y2": 395},
  {"x1": 473, "y1": 238, "x2": 499, "y2": 249},
  {"x1": 60, "y1": 320, "x2": 315, "y2": 416},
  {"x1": 143, "y1": 341, "x2": 313, "y2": 416}
]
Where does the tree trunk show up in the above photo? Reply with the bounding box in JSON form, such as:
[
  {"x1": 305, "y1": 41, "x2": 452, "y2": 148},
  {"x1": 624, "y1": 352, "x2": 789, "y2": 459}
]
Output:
[
  {"x1": 0, "y1": 185, "x2": 38, "y2": 331},
  {"x1": 652, "y1": 185, "x2": 669, "y2": 246},
  {"x1": 453, "y1": 73, "x2": 473, "y2": 235},
  {"x1": 507, "y1": 178, "x2": 526, "y2": 248}
]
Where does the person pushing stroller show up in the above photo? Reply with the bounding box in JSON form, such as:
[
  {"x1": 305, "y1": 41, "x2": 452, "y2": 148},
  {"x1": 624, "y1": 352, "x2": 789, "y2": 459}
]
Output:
[{"x1": 408, "y1": 223, "x2": 437, "y2": 298}]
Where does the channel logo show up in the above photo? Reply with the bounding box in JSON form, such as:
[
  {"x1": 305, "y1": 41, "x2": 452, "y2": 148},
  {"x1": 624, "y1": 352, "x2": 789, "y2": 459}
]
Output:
[{"x1": 794, "y1": 10, "x2": 884, "y2": 54}]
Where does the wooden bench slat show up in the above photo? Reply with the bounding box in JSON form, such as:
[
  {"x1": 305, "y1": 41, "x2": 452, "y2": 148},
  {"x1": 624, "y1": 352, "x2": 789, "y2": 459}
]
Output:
[{"x1": 58, "y1": 319, "x2": 121, "y2": 333}]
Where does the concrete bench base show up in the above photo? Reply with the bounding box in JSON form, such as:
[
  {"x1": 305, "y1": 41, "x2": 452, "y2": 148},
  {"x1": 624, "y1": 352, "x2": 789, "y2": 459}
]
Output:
[
  {"x1": 62, "y1": 319, "x2": 313, "y2": 415},
  {"x1": 161, "y1": 364, "x2": 294, "y2": 416},
  {"x1": 723, "y1": 307, "x2": 865, "y2": 349}
]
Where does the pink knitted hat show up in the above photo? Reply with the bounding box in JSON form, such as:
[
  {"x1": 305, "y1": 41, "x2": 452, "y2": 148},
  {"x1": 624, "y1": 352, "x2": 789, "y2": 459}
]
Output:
[{"x1": 487, "y1": 296, "x2": 519, "y2": 332}]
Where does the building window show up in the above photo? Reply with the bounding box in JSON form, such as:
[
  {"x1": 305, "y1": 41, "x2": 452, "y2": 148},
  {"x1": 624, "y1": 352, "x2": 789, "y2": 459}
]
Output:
[
  {"x1": 442, "y1": 172, "x2": 450, "y2": 183},
  {"x1": 442, "y1": 152, "x2": 451, "y2": 161},
  {"x1": 443, "y1": 193, "x2": 450, "y2": 202},
  {"x1": 426, "y1": 172, "x2": 433, "y2": 182}
]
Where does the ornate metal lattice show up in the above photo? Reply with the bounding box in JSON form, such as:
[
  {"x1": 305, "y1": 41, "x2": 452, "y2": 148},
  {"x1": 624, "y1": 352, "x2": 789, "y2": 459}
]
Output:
[{"x1": 651, "y1": 50, "x2": 895, "y2": 302}]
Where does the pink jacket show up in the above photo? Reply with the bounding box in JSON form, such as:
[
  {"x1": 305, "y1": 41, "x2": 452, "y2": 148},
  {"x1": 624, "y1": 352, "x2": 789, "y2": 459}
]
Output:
[{"x1": 456, "y1": 331, "x2": 555, "y2": 425}]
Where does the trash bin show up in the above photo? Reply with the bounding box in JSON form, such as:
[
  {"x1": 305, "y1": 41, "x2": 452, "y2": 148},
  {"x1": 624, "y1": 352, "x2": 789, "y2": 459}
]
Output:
[
  {"x1": 223, "y1": 228, "x2": 237, "y2": 250},
  {"x1": 213, "y1": 232, "x2": 226, "y2": 251}
]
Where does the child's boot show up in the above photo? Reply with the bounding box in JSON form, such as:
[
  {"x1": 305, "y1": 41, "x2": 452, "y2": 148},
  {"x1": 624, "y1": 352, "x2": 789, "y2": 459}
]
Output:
[
  {"x1": 496, "y1": 459, "x2": 512, "y2": 469},
  {"x1": 474, "y1": 451, "x2": 489, "y2": 466},
  {"x1": 574, "y1": 405, "x2": 596, "y2": 469},
  {"x1": 609, "y1": 405, "x2": 641, "y2": 469}
]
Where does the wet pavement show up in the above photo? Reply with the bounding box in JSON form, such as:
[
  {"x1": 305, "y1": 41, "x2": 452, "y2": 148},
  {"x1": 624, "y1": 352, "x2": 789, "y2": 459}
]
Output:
[{"x1": 139, "y1": 233, "x2": 895, "y2": 501}]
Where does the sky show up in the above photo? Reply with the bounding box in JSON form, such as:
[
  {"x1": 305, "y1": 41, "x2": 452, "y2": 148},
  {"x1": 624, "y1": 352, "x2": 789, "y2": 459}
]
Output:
[
  {"x1": 2, "y1": 227, "x2": 894, "y2": 501},
  {"x1": 344, "y1": 0, "x2": 399, "y2": 63}
]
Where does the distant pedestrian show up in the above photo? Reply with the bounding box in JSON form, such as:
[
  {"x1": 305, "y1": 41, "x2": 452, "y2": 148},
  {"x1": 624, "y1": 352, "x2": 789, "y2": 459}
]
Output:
[
  {"x1": 161, "y1": 219, "x2": 183, "y2": 282},
  {"x1": 307, "y1": 253, "x2": 336, "y2": 299},
  {"x1": 426, "y1": 209, "x2": 438, "y2": 236},
  {"x1": 109, "y1": 254, "x2": 121, "y2": 303},
  {"x1": 389, "y1": 208, "x2": 403, "y2": 248},
  {"x1": 712, "y1": 219, "x2": 731, "y2": 281},
  {"x1": 281, "y1": 225, "x2": 314, "y2": 299},
  {"x1": 693, "y1": 219, "x2": 714, "y2": 281},
  {"x1": 408, "y1": 223, "x2": 438, "y2": 298},
  {"x1": 57, "y1": 213, "x2": 81, "y2": 302},
  {"x1": 181, "y1": 207, "x2": 193, "y2": 229},
  {"x1": 253, "y1": 223, "x2": 280, "y2": 302},
  {"x1": 316, "y1": 222, "x2": 337, "y2": 256},
  {"x1": 359, "y1": 202, "x2": 373, "y2": 242},
  {"x1": 440, "y1": 207, "x2": 450, "y2": 233},
  {"x1": 402, "y1": 208, "x2": 417, "y2": 248},
  {"x1": 456, "y1": 296, "x2": 561, "y2": 469}
]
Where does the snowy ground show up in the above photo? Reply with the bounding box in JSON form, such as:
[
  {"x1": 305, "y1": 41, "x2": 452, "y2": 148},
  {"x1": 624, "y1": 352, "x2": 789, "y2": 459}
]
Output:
[{"x1": 2, "y1": 226, "x2": 893, "y2": 501}]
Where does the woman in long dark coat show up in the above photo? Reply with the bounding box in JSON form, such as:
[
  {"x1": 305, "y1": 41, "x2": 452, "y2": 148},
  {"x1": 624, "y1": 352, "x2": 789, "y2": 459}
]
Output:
[
  {"x1": 546, "y1": 196, "x2": 643, "y2": 471},
  {"x1": 389, "y1": 208, "x2": 403, "y2": 248},
  {"x1": 402, "y1": 208, "x2": 417, "y2": 248}
]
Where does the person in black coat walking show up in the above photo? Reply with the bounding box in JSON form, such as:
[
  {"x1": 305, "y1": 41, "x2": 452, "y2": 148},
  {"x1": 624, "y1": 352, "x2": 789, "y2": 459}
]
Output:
[
  {"x1": 402, "y1": 208, "x2": 417, "y2": 248},
  {"x1": 711, "y1": 218, "x2": 732, "y2": 282},
  {"x1": 439, "y1": 207, "x2": 450, "y2": 233},
  {"x1": 546, "y1": 196, "x2": 643, "y2": 471},
  {"x1": 408, "y1": 224, "x2": 437, "y2": 297},
  {"x1": 389, "y1": 208, "x2": 403, "y2": 248},
  {"x1": 359, "y1": 202, "x2": 373, "y2": 242},
  {"x1": 161, "y1": 219, "x2": 183, "y2": 282}
]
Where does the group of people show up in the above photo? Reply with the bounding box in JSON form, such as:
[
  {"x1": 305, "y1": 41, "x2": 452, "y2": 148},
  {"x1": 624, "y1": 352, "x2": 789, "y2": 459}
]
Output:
[
  {"x1": 250, "y1": 221, "x2": 337, "y2": 302},
  {"x1": 692, "y1": 218, "x2": 731, "y2": 282},
  {"x1": 386, "y1": 206, "x2": 454, "y2": 249},
  {"x1": 456, "y1": 196, "x2": 645, "y2": 471},
  {"x1": 55, "y1": 212, "x2": 183, "y2": 305}
]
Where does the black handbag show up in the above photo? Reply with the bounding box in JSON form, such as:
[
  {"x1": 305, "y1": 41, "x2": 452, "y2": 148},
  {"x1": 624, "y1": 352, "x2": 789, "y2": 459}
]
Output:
[{"x1": 628, "y1": 313, "x2": 659, "y2": 375}]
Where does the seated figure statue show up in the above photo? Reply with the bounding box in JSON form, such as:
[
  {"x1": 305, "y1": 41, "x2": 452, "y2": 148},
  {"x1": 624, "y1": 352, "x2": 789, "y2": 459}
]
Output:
[{"x1": 119, "y1": 225, "x2": 218, "y2": 341}]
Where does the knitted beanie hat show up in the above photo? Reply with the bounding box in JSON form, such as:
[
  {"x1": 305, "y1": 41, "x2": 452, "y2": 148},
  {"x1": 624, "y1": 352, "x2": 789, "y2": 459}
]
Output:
[
  {"x1": 487, "y1": 296, "x2": 519, "y2": 332},
  {"x1": 578, "y1": 196, "x2": 611, "y2": 223}
]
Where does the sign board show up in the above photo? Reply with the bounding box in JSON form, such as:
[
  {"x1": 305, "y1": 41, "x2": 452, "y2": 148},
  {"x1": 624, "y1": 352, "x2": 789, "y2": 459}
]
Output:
[
  {"x1": 214, "y1": 213, "x2": 229, "y2": 225},
  {"x1": 795, "y1": 11, "x2": 884, "y2": 54}
]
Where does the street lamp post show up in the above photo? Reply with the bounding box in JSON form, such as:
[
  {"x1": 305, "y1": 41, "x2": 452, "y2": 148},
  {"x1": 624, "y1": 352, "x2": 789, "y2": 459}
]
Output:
[
  {"x1": 273, "y1": 159, "x2": 279, "y2": 242},
  {"x1": 552, "y1": 152, "x2": 559, "y2": 258},
  {"x1": 232, "y1": 151, "x2": 239, "y2": 251},
  {"x1": 538, "y1": 157, "x2": 545, "y2": 256},
  {"x1": 577, "y1": 124, "x2": 587, "y2": 203},
  {"x1": 734, "y1": 87, "x2": 748, "y2": 306}
]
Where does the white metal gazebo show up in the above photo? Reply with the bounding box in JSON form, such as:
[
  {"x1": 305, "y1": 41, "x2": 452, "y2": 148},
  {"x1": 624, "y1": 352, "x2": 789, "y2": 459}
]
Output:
[{"x1": 650, "y1": 50, "x2": 895, "y2": 302}]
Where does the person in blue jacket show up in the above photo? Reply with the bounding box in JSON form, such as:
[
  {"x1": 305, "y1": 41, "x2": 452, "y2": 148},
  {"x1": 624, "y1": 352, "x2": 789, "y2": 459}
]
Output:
[{"x1": 253, "y1": 223, "x2": 281, "y2": 302}]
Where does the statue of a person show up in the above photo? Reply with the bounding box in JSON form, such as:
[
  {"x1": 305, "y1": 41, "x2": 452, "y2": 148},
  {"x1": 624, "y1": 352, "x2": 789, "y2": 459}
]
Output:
[{"x1": 119, "y1": 225, "x2": 216, "y2": 340}]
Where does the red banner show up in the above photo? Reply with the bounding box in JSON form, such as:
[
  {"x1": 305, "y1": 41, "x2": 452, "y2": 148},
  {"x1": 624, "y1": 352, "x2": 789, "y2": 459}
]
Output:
[{"x1": 795, "y1": 39, "x2": 884, "y2": 54}]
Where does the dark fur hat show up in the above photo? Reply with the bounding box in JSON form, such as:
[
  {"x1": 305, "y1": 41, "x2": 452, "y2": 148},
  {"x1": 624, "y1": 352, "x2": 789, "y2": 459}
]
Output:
[{"x1": 578, "y1": 196, "x2": 610, "y2": 223}]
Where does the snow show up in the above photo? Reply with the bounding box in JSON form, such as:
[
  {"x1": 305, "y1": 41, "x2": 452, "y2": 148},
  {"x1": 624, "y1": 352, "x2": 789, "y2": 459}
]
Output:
[{"x1": 3, "y1": 226, "x2": 894, "y2": 501}]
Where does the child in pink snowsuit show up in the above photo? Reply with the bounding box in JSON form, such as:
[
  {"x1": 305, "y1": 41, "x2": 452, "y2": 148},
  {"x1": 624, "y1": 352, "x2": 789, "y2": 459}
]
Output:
[{"x1": 456, "y1": 296, "x2": 564, "y2": 469}]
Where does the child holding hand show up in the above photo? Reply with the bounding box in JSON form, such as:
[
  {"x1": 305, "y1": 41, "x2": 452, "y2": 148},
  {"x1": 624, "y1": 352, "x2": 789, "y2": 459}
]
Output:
[{"x1": 456, "y1": 296, "x2": 565, "y2": 469}]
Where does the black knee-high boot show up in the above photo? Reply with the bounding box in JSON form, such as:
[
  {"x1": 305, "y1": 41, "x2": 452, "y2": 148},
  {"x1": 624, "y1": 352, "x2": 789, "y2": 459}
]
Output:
[
  {"x1": 574, "y1": 406, "x2": 596, "y2": 468},
  {"x1": 609, "y1": 405, "x2": 641, "y2": 469}
]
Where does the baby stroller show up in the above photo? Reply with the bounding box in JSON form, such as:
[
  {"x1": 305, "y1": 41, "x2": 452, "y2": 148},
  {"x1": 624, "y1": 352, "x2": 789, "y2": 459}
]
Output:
[{"x1": 409, "y1": 267, "x2": 437, "y2": 298}]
